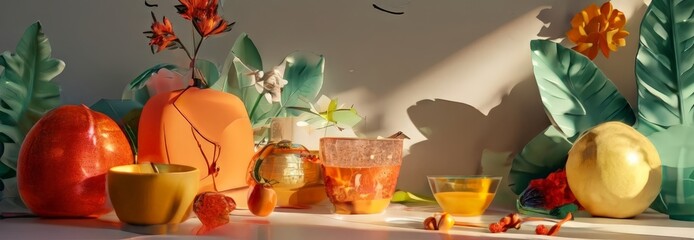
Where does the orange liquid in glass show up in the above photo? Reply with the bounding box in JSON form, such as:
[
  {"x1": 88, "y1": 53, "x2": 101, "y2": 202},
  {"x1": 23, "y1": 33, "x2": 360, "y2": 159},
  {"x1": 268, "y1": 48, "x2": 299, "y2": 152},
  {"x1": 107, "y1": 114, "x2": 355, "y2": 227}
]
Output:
[
  {"x1": 434, "y1": 192, "x2": 495, "y2": 216},
  {"x1": 323, "y1": 165, "x2": 400, "y2": 214}
]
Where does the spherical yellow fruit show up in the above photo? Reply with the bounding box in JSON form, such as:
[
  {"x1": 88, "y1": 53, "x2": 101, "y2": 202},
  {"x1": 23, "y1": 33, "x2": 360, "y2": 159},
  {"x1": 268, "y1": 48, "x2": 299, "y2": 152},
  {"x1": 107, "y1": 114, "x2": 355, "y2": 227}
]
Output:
[{"x1": 566, "y1": 121, "x2": 661, "y2": 218}]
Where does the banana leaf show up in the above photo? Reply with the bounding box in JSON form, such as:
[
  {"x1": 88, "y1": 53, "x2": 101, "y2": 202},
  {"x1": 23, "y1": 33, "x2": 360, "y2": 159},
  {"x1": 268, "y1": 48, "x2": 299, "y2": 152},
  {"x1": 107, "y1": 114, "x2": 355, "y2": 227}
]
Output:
[
  {"x1": 0, "y1": 22, "x2": 63, "y2": 173},
  {"x1": 635, "y1": 0, "x2": 694, "y2": 136},
  {"x1": 530, "y1": 40, "x2": 635, "y2": 141},
  {"x1": 508, "y1": 126, "x2": 572, "y2": 195}
]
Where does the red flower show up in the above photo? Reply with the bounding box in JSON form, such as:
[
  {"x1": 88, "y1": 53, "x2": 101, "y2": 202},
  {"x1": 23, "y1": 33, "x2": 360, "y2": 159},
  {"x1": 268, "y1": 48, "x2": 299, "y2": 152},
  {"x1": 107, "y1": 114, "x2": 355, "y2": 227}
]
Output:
[
  {"x1": 529, "y1": 169, "x2": 579, "y2": 209},
  {"x1": 175, "y1": 0, "x2": 211, "y2": 20},
  {"x1": 144, "y1": 12, "x2": 180, "y2": 53},
  {"x1": 193, "y1": 11, "x2": 234, "y2": 37},
  {"x1": 175, "y1": 0, "x2": 234, "y2": 37}
]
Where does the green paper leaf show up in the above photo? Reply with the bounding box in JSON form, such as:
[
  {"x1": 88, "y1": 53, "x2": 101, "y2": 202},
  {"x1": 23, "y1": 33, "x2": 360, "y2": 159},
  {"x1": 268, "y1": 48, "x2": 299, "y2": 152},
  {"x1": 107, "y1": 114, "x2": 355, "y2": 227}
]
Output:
[
  {"x1": 530, "y1": 40, "x2": 635, "y2": 140},
  {"x1": 0, "y1": 22, "x2": 63, "y2": 172},
  {"x1": 90, "y1": 99, "x2": 141, "y2": 125},
  {"x1": 516, "y1": 200, "x2": 577, "y2": 219},
  {"x1": 280, "y1": 52, "x2": 324, "y2": 115},
  {"x1": 635, "y1": 0, "x2": 694, "y2": 135},
  {"x1": 196, "y1": 59, "x2": 219, "y2": 87},
  {"x1": 391, "y1": 190, "x2": 434, "y2": 203},
  {"x1": 330, "y1": 108, "x2": 362, "y2": 128},
  {"x1": 232, "y1": 33, "x2": 262, "y2": 71},
  {"x1": 508, "y1": 126, "x2": 572, "y2": 195},
  {"x1": 648, "y1": 125, "x2": 694, "y2": 213},
  {"x1": 90, "y1": 99, "x2": 141, "y2": 155},
  {"x1": 123, "y1": 63, "x2": 178, "y2": 105}
]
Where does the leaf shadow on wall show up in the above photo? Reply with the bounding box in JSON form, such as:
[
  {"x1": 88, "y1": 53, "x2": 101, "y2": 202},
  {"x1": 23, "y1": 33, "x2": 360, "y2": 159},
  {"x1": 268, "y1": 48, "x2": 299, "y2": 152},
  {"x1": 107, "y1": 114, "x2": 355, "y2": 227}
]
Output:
[{"x1": 399, "y1": 78, "x2": 549, "y2": 200}]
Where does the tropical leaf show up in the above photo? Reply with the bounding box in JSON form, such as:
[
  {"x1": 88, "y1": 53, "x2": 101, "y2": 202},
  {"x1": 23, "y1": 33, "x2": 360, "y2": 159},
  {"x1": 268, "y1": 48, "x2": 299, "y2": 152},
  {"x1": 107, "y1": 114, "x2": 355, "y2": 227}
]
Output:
[
  {"x1": 90, "y1": 99, "x2": 142, "y2": 125},
  {"x1": 635, "y1": 0, "x2": 694, "y2": 135},
  {"x1": 231, "y1": 33, "x2": 262, "y2": 71},
  {"x1": 0, "y1": 22, "x2": 63, "y2": 172},
  {"x1": 508, "y1": 126, "x2": 572, "y2": 195},
  {"x1": 280, "y1": 52, "x2": 324, "y2": 115},
  {"x1": 123, "y1": 63, "x2": 178, "y2": 105},
  {"x1": 530, "y1": 40, "x2": 635, "y2": 141},
  {"x1": 90, "y1": 99, "x2": 142, "y2": 155},
  {"x1": 195, "y1": 59, "x2": 219, "y2": 87},
  {"x1": 648, "y1": 125, "x2": 694, "y2": 214}
]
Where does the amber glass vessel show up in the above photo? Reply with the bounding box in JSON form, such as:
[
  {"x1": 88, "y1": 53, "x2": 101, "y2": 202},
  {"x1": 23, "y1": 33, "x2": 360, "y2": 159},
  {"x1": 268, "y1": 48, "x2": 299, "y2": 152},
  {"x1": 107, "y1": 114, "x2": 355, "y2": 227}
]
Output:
[
  {"x1": 320, "y1": 137, "x2": 403, "y2": 214},
  {"x1": 247, "y1": 140, "x2": 324, "y2": 207},
  {"x1": 138, "y1": 87, "x2": 254, "y2": 207}
]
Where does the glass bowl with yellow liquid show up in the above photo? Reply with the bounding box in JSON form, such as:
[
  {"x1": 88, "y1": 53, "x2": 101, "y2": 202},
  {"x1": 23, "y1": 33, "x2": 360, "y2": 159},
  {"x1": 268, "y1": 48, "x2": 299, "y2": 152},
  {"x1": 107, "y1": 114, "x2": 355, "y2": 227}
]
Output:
[{"x1": 427, "y1": 175, "x2": 502, "y2": 216}]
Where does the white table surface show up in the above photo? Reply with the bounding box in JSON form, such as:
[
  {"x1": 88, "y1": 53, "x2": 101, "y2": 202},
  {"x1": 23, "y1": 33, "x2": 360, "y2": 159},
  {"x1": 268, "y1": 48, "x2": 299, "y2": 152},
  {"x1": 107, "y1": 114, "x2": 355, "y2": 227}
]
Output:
[{"x1": 1, "y1": 202, "x2": 693, "y2": 240}]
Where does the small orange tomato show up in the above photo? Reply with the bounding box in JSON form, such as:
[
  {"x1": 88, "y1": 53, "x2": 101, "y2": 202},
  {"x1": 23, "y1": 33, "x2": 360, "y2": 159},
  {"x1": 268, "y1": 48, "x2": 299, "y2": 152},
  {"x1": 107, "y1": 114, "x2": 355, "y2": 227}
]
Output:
[{"x1": 247, "y1": 183, "x2": 277, "y2": 217}]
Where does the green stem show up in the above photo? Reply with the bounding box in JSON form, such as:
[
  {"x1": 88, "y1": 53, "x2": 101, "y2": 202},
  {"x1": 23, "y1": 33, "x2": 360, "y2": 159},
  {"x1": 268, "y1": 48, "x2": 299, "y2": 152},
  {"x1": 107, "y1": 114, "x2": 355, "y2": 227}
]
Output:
[{"x1": 248, "y1": 91, "x2": 266, "y2": 122}]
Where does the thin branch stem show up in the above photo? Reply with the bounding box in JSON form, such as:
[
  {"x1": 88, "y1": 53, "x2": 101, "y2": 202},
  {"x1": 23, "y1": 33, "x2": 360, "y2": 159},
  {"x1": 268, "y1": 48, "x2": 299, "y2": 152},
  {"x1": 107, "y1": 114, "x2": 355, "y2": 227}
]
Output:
[
  {"x1": 175, "y1": 39, "x2": 193, "y2": 60},
  {"x1": 248, "y1": 91, "x2": 266, "y2": 121}
]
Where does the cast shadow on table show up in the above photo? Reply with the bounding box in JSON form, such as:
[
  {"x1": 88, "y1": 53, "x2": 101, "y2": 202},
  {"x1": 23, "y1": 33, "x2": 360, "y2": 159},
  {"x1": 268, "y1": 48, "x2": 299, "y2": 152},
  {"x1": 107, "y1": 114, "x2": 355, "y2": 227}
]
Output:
[{"x1": 399, "y1": 78, "x2": 548, "y2": 204}]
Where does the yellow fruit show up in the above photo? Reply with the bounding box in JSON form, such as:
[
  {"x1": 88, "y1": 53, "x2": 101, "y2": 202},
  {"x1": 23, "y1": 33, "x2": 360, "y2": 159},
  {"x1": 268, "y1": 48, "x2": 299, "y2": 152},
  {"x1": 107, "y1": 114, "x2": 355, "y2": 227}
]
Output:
[{"x1": 566, "y1": 121, "x2": 661, "y2": 218}]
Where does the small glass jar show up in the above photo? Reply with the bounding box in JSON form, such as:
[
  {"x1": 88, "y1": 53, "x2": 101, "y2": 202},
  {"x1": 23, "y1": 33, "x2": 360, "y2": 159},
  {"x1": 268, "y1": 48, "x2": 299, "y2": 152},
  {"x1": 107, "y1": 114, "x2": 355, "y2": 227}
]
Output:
[{"x1": 247, "y1": 140, "x2": 325, "y2": 207}]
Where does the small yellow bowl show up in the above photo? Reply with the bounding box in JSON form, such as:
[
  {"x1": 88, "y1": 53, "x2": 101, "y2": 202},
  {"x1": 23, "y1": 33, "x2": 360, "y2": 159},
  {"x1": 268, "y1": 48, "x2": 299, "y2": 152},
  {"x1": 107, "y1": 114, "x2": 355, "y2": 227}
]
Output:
[
  {"x1": 108, "y1": 163, "x2": 199, "y2": 225},
  {"x1": 428, "y1": 175, "x2": 502, "y2": 216}
]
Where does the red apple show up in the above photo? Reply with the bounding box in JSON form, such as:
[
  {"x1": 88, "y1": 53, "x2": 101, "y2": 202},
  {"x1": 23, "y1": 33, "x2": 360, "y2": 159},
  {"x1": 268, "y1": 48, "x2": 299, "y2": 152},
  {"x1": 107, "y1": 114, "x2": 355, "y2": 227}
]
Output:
[{"x1": 18, "y1": 105, "x2": 133, "y2": 217}]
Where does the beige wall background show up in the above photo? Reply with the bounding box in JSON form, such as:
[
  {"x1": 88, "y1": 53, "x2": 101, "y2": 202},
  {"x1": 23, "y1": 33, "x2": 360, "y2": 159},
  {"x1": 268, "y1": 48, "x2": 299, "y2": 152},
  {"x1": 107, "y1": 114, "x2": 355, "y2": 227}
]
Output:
[{"x1": 0, "y1": 0, "x2": 648, "y2": 207}]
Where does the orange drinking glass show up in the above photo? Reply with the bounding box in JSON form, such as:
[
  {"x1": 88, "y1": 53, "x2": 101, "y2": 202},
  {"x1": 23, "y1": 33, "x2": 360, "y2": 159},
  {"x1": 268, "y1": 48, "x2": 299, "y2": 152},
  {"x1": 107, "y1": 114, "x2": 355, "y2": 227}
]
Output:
[{"x1": 320, "y1": 137, "x2": 403, "y2": 214}]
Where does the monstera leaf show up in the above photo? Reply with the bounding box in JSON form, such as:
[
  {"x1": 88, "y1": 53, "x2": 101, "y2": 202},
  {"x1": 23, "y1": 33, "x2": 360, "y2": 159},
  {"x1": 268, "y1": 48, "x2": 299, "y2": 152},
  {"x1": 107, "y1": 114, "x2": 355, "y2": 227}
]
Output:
[
  {"x1": 508, "y1": 126, "x2": 572, "y2": 195},
  {"x1": 635, "y1": 0, "x2": 694, "y2": 136},
  {"x1": 530, "y1": 40, "x2": 635, "y2": 141},
  {"x1": 0, "y1": 22, "x2": 63, "y2": 173}
]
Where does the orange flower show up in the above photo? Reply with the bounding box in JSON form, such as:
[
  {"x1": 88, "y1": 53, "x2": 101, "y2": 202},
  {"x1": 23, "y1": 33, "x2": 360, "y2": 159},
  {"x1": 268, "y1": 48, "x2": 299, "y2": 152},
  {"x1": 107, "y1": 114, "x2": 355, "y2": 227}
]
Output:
[
  {"x1": 193, "y1": 10, "x2": 234, "y2": 37},
  {"x1": 175, "y1": 0, "x2": 213, "y2": 20},
  {"x1": 566, "y1": 1, "x2": 629, "y2": 60},
  {"x1": 176, "y1": 0, "x2": 234, "y2": 37},
  {"x1": 144, "y1": 12, "x2": 180, "y2": 53}
]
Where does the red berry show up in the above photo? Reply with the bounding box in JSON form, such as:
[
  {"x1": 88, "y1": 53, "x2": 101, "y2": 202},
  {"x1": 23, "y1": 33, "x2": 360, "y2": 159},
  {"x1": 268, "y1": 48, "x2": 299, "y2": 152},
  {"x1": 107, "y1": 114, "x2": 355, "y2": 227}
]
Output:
[
  {"x1": 535, "y1": 224, "x2": 549, "y2": 235},
  {"x1": 193, "y1": 192, "x2": 236, "y2": 232}
]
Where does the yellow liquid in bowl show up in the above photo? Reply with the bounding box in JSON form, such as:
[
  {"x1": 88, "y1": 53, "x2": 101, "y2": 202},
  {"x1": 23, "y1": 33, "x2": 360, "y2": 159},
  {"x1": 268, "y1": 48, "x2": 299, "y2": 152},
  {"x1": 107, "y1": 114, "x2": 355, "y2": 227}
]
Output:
[{"x1": 434, "y1": 192, "x2": 495, "y2": 216}]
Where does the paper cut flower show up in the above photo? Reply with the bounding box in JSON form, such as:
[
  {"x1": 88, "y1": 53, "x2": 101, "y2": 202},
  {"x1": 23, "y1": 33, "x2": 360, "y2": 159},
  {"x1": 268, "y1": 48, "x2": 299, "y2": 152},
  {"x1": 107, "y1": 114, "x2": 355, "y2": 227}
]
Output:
[
  {"x1": 251, "y1": 67, "x2": 288, "y2": 103},
  {"x1": 175, "y1": 0, "x2": 234, "y2": 37},
  {"x1": 145, "y1": 13, "x2": 180, "y2": 53},
  {"x1": 566, "y1": 1, "x2": 629, "y2": 60}
]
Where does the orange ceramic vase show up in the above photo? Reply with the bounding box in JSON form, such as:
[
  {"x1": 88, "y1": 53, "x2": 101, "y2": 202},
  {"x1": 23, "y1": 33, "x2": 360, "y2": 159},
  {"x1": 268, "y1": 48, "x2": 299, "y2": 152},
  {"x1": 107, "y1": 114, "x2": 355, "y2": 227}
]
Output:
[
  {"x1": 18, "y1": 105, "x2": 133, "y2": 217},
  {"x1": 138, "y1": 87, "x2": 254, "y2": 207}
]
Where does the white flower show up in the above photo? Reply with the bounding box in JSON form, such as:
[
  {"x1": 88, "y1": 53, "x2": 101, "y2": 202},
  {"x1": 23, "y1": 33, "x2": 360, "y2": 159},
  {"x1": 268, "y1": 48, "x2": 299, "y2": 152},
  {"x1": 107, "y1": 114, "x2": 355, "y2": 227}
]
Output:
[{"x1": 252, "y1": 66, "x2": 288, "y2": 103}]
